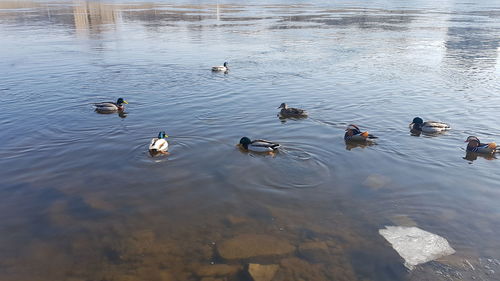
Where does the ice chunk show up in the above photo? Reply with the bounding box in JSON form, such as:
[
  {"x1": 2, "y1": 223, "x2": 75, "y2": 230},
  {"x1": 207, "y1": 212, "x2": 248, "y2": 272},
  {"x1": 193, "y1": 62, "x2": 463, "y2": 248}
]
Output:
[{"x1": 379, "y1": 226, "x2": 456, "y2": 270}]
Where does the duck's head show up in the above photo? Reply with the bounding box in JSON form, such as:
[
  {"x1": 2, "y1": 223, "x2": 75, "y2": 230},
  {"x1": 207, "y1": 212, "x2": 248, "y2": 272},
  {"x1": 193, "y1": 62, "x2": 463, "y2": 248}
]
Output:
[
  {"x1": 465, "y1": 136, "x2": 480, "y2": 144},
  {"x1": 465, "y1": 136, "x2": 481, "y2": 143},
  {"x1": 223, "y1": 62, "x2": 228, "y2": 68},
  {"x1": 465, "y1": 136, "x2": 481, "y2": 149},
  {"x1": 117, "y1": 98, "x2": 128, "y2": 105},
  {"x1": 158, "y1": 131, "x2": 168, "y2": 139},
  {"x1": 346, "y1": 124, "x2": 360, "y2": 132},
  {"x1": 239, "y1": 137, "x2": 251, "y2": 148},
  {"x1": 278, "y1": 103, "x2": 287, "y2": 109},
  {"x1": 410, "y1": 117, "x2": 423, "y2": 130},
  {"x1": 412, "y1": 117, "x2": 424, "y2": 125}
]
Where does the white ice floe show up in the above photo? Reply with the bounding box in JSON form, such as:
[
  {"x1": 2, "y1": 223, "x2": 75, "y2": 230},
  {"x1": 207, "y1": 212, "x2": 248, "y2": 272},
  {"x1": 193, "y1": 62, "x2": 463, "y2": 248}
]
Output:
[{"x1": 379, "y1": 226, "x2": 456, "y2": 270}]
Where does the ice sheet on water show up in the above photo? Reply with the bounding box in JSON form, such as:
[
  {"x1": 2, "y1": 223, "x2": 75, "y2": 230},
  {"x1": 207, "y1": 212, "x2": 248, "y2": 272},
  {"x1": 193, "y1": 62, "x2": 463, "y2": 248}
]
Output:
[{"x1": 379, "y1": 226, "x2": 456, "y2": 270}]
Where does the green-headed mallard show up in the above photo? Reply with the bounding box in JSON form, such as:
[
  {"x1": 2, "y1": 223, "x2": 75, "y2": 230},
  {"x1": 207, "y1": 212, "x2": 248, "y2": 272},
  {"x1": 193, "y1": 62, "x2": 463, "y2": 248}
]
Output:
[
  {"x1": 149, "y1": 131, "x2": 169, "y2": 154},
  {"x1": 410, "y1": 117, "x2": 450, "y2": 133},
  {"x1": 93, "y1": 98, "x2": 128, "y2": 113},
  {"x1": 239, "y1": 137, "x2": 280, "y2": 152},
  {"x1": 212, "y1": 62, "x2": 228, "y2": 72}
]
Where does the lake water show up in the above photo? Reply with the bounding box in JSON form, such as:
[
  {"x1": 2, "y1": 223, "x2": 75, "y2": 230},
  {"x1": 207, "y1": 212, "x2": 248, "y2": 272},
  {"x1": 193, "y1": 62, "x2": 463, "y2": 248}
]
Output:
[{"x1": 1, "y1": 0, "x2": 500, "y2": 280}]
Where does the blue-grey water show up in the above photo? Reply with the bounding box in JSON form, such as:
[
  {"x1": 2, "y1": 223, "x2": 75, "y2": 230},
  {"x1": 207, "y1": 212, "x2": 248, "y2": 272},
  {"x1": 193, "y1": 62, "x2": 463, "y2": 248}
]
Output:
[{"x1": 0, "y1": 0, "x2": 499, "y2": 280}]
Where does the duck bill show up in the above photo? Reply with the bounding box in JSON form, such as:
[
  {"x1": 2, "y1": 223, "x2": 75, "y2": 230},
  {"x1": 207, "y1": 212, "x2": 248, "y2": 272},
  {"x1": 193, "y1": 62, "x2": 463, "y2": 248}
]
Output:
[{"x1": 123, "y1": 100, "x2": 128, "y2": 104}]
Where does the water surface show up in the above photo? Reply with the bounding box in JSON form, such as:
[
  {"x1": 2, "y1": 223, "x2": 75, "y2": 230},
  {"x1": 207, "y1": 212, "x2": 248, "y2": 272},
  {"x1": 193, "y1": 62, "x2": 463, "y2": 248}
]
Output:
[{"x1": 1, "y1": 0, "x2": 500, "y2": 280}]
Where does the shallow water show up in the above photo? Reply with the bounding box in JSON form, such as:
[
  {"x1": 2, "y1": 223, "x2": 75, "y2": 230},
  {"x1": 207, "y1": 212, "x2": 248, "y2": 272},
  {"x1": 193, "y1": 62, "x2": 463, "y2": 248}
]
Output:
[{"x1": 0, "y1": 0, "x2": 500, "y2": 280}]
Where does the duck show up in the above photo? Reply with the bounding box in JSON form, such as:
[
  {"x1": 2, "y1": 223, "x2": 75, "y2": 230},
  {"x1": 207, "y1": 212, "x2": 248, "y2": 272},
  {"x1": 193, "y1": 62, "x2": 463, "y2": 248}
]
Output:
[
  {"x1": 465, "y1": 136, "x2": 497, "y2": 154},
  {"x1": 344, "y1": 124, "x2": 377, "y2": 142},
  {"x1": 278, "y1": 103, "x2": 308, "y2": 118},
  {"x1": 149, "y1": 131, "x2": 169, "y2": 154},
  {"x1": 239, "y1": 137, "x2": 280, "y2": 152},
  {"x1": 93, "y1": 98, "x2": 128, "y2": 113},
  {"x1": 409, "y1": 117, "x2": 450, "y2": 133},
  {"x1": 212, "y1": 62, "x2": 228, "y2": 72}
]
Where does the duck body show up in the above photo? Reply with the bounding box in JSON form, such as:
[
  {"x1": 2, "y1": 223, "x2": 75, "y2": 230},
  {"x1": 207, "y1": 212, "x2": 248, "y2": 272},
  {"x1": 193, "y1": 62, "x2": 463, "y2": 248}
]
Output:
[
  {"x1": 239, "y1": 137, "x2": 280, "y2": 152},
  {"x1": 344, "y1": 124, "x2": 376, "y2": 142},
  {"x1": 465, "y1": 136, "x2": 496, "y2": 154},
  {"x1": 94, "y1": 98, "x2": 128, "y2": 113},
  {"x1": 212, "y1": 62, "x2": 228, "y2": 72},
  {"x1": 410, "y1": 117, "x2": 450, "y2": 133},
  {"x1": 278, "y1": 103, "x2": 308, "y2": 118},
  {"x1": 149, "y1": 132, "x2": 169, "y2": 153}
]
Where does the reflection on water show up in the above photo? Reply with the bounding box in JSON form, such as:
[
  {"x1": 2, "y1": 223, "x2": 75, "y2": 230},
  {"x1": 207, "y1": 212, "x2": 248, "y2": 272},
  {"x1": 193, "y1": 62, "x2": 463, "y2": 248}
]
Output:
[
  {"x1": 345, "y1": 141, "x2": 376, "y2": 151},
  {"x1": 463, "y1": 151, "x2": 497, "y2": 163},
  {"x1": 73, "y1": 1, "x2": 119, "y2": 37},
  {"x1": 1, "y1": 0, "x2": 500, "y2": 280}
]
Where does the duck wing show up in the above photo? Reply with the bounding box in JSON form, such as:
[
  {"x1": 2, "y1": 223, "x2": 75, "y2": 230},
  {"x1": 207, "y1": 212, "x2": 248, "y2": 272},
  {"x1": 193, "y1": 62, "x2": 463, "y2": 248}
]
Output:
[
  {"x1": 93, "y1": 102, "x2": 118, "y2": 108},
  {"x1": 93, "y1": 101, "x2": 115, "y2": 106},
  {"x1": 289, "y1": 108, "x2": 306, "y2": 114},
  {"x1": 149, "y1": 138, "x2": 159, "y2": 150},
  {"x1": 149, "y1": 138, "x2": 168, "y2": 151},
  {"x1": 424, "y1": 121, "x2": 450, "y2": 129},
  {"x1": 252, "y1": 139, "x2": 280, "y2": 149},
  {"x1": 282, "y1": 108, "x2": 307, "y2": 116}
]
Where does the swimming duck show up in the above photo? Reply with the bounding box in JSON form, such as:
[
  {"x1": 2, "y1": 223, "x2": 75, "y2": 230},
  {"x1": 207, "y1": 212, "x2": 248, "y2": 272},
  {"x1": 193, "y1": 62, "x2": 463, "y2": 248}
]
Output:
[
  {"x1": 278, "y1": 103, "x2": 308, "y2": 118},
  {"x1": 465, "y1": 136, "x2": 497, "y2": 154},
  {"x1": 212, "y1": 62, "x2": 228, "y2": 72},
  {"x1": 239, "y1": 137, "x2": 280, "y2": 152},
  {"x1": 93, "y1": 98, "x2": 128, "y2": 113},
  {"x1": 149, "y1": 131, "x2": 169, "y2": 154},
  {"x1": 409, "y1": 117, "x2": 450, "y2": 133},
  {"x1": 344, "y1": 124, "x2": 377, "y2": 142}
]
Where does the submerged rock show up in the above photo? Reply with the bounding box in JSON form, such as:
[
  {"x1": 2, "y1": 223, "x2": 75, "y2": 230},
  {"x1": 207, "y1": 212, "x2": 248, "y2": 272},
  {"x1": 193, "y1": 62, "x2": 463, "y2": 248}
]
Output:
[
  {"x1": 248, "y1": 264, "x2": 279, "y2": 281},
  {"x1": 298, "y1": 241, "x2": 330, "y2": 263},
  {"x1": 196, "y1": 264, "x2": 241, "y2": 277},
  {"x1": 275, "y1": 257, "x2": 332, "y2": 281},
  {"x1": 200, "y1": 278, "x2": 224, "y2": 281},
  {"x1": 379, "y1": 226, "x2": 456, "y2": 270},
  {"x1": 217, "y1": 234, "x2": 295, "y2": 260},
  {"x1": 226, "y1": 215, "x2": 248, "y2": 225}
]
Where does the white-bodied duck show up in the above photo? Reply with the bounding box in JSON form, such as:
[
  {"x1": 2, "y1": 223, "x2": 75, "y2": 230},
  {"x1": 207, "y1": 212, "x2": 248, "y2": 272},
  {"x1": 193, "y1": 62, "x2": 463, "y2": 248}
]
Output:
[
  {"x1": 344, "y1": 124, "x2": 377, "y2": 142},
  {"x1": 465, "y1": 136, "x2": 497, "y2": 154},
  {"x1": 149, "y1": 131, "x2": 169, "y2": 154},
  {"x1": 409, "y1": 117, "x2": 450, "y2": 133},
  {"x1": 239, "y1": 137, "x2": 280, "y2": 152},
  {"x1": 212, "y1": 62, "x2": 228, "y2": 72},
  {"x1": 93, "y1": 98, "x2": 128, "y2": 113},
  {"x1": 277, "y1": 103, "x2": 308, "y2": 118}
]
